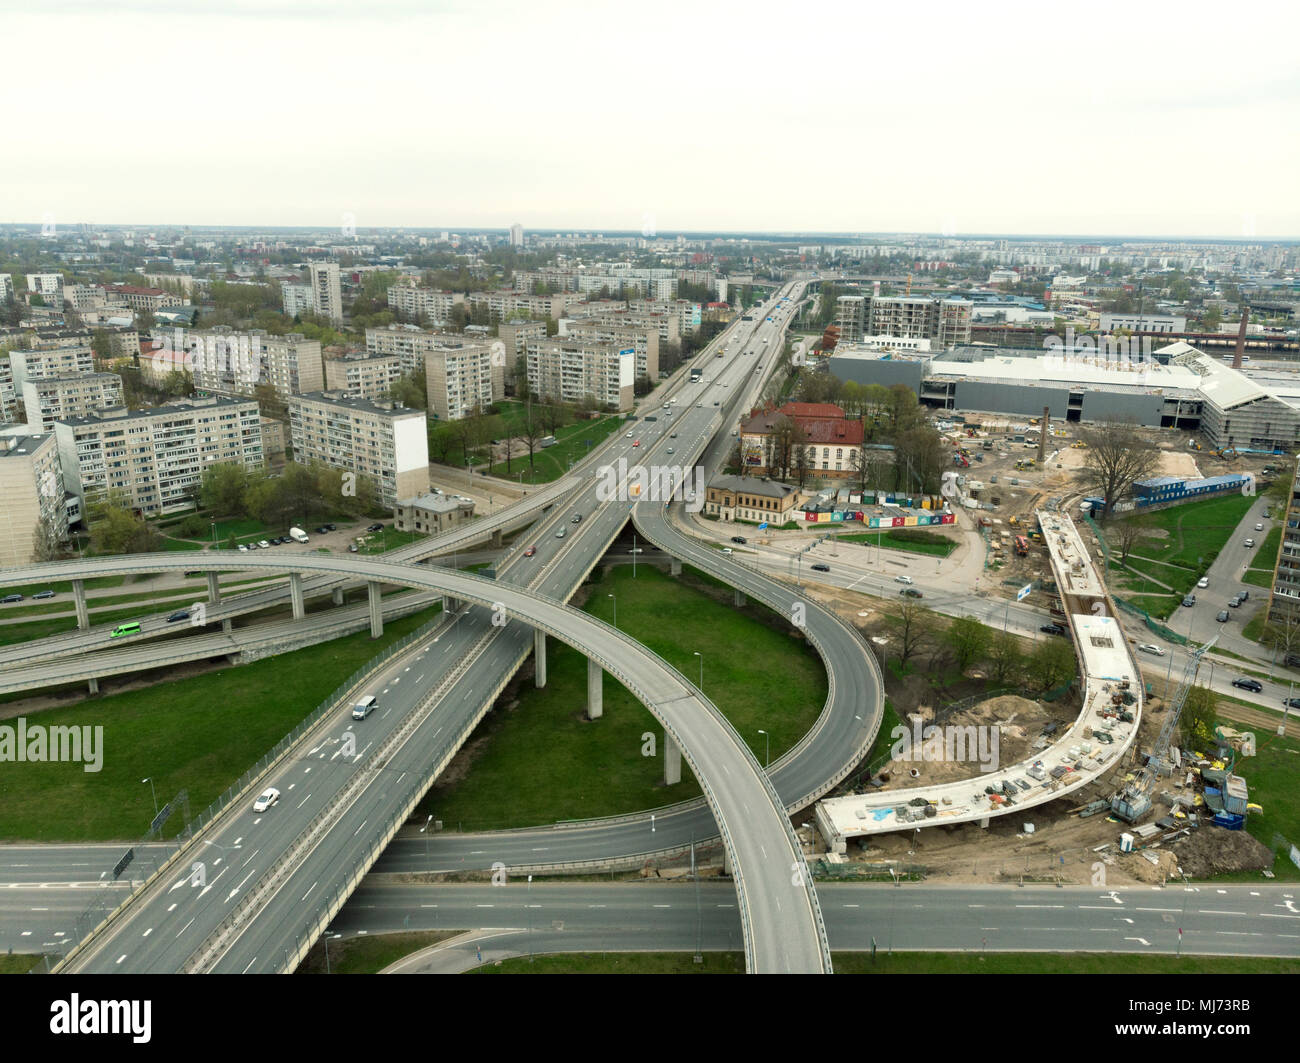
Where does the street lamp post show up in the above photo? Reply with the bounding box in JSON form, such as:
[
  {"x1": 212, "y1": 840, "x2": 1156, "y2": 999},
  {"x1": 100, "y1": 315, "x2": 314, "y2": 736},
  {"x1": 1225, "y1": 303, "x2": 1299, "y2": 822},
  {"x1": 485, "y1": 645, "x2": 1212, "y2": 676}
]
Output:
[
  {"x1": 757, "y1": 728, "x2": 770, "y2": 768},
  {"x1": 420, "y1": 813, "x2": 433, "y2": 857},
  {"x1": 324, "y1": 931, "x2": 341, "y2": 974},
  {"x1": 142, "y1": 777, "x2": 158, "y2": 817},
  {"x1": 694, "y1": 651, "x2": 703, "y2": 692},
  {"x1": 608, "y1": 594, "x2": 617, "y2": 629}
]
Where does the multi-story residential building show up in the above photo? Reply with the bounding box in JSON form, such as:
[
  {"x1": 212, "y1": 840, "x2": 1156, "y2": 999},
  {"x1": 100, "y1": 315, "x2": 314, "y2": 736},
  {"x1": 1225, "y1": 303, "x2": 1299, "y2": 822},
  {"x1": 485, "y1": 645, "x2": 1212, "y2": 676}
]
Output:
[
  {"x1": 393, "y1": 492, "x2": 476, "y2": 535},
  {"x1": 841, "y1": 295, "x2": 973, "y2": 347},
  {"x1": 0, "y1": 275, "x2": 13, "y2": 303},
  {"x1": 8, "y1": 342, "x2": 95, "y2": 389},
  {"x1": 287, "y1": 392, "x2": 427, "y2": 508},
  {"x1": 61, "y1": 284, "x2": 105, "y2": 313},
  {"x1": 99, "y1": 284, "x2": 186, "y2": 313},
  {"x1": 425, "y1": 341, "x2": 500, "y2": 421},
  {"x1": 25, "y1": 273, "x2": 63, "y2": 298},
  {"x1": 283, "y1": 282, "x2": 314, "y2": 317},
  {"x1": 509, "y1": 224, "x2": 524, "y2": 248},
  {"x1": 629, "y1": 299, "x2": 701, "y2": 337},
  {"x1": 564, "y1": 319, "x2": 659, "y2": 383},
  {"x1": 0, "y1": 433, "x2": 68, "y2": 566},
  {"x1": 308, "y1": 262, "x2": 343, "y2": 323},
  {"x1": 567, "y1": 303, "x2": 680, "y2": 345},
  {"x1": 1267, "y1": 462, "x2": 1300, "y2": 628},
  {"x1": 0, "y1": 360, "x2": 15, "y2": 422},
  {"x1": 935, "y1": 297, "x2": 974, "y2": 347},
  {"x1": 173, "y1": 327, "x2": 323, "y2": 402},
  {"x1": 324, "y1": 350, "x2": 404, "y2": 400},
  {"x1": 260, "y1": 416, "x2": 286, "y2": 461},
  {"x1": 835, "y1": 296, "x2": 869, "y2": 343},
  {"x1": 23, "y1": 372, "x2": 125, "y2": 431},
  {"x1": 365, "y1": 325, "x2": 485, "y2": 378},
  {"x1": 526, "y1": 337, "x2": 634, "y2": 412},
  {"x1": 386, "y1": 284, "x2": 462, "y2": 324},
  {"x1": 55, "y1": 396, "x2": 264, "y2": 516},
  {"x1": 497, "y1": 319, "x2": 548, "y2": 389},
  {"x1": 464, "y1": 290, "x2": 582, "y2": 322}
]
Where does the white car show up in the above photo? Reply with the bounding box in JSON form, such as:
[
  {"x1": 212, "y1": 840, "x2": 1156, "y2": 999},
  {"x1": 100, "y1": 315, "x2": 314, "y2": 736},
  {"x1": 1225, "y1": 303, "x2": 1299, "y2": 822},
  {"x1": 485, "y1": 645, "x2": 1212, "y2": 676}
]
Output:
[
  {"x1": 1197, "y1": 577, "x2": 1209, "y2": 588},
  {"x1": 1137, "y1": 643, "x2": 1165, "y2": 657},
  {"x1": 252, "y1": 787, "x2": 280, "y2": 813},
  {"x1": 626, "y1": 431, "x2": 633, "y2": 438},
  {"x1": 894, "y1": 575, "x2": 914, "y2": 585},
  {"x1": 1256, "y1": 523, "x2": 1264, "y2": 531},
  {"x1": 237, "y1": 543, "x2": 249, "y2": 552},
  {"x1": 1244, "y1": 538, "x2": 1256, "y2": 548},
  {"x1": 258, "y1": 540, "x2": 271, "y2": 549},
  {"x1": 721, "y1": 547, "x2": 733, "y2": 554}
]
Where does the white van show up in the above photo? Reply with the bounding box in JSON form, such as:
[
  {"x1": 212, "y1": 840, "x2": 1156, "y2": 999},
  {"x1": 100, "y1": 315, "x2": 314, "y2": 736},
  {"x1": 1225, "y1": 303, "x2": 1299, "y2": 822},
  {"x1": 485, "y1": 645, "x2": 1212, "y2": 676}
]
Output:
[
  {"x1": 289, "y1": 527, "x2": 309, "y2": 543},
  {"x1": 352, "y1": 695, "x2": 377, "y2": 720}
]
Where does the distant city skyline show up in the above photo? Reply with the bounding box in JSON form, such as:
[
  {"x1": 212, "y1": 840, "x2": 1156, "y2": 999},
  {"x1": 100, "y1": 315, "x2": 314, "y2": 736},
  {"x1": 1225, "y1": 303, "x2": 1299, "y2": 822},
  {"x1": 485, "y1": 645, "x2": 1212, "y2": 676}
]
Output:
[{"x1": 8, "y1": 0, "x2": 1300, "y2": 238}]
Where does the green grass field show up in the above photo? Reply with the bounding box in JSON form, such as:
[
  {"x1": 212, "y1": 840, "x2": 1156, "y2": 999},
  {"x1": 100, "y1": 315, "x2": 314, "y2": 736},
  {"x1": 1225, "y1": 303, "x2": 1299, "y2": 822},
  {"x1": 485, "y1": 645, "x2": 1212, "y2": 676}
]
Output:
[
  {"x1": 0, "y1": 608, "x2": 440, "y2": 841},
  {"x1": 419, "y1": 564, "x2": 827, "y2": 830},
  {"x1": 355, "y1": 529, "x2": 426, "y2": 555},
  {"x1": 487, "y1": 404, "x2": 623, "y2": 484},
  {"x1": 473, "y1": 951, "x2": 1300, "y2": 974},
  {"x1": 295, "y1": 931, "x2": 459, "y2": 974},
  {"x1": 838, "y1": 529, "x2": 957, "y2": 558}
]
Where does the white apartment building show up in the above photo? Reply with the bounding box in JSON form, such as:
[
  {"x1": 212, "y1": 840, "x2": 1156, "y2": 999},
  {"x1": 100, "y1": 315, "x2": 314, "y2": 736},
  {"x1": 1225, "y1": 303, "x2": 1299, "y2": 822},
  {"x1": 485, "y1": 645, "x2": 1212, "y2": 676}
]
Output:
[
  {"x1": 23, "y1": 372, "x2": 125, "y2": 431},
  {"x1": 0, "y1": 433, "x2": 68, "y2": 566},
  {"x1": 283, "y1": 283, "x2": 314, "y2": 317},
  {"x1": 168, "y1": 328, "x2": 323, "y2": 402},
  {"x1": 509, "y1": 224, "x2": 524, "y2": 248},
  {"x1": 568, "y1": 304, "x2": 680, "y2": 345},
  {"x1": 526, "y1": 337, "x2": 634, "y2": 412},
  {"x1": 308, "y1": 262, "x2": 343, "y2": 323},
  {"x1": 25, "y1": 273, "x2": 63, "y2": 297},
  {"x1": 0, "y1": 275, "x2": 14, "y2": 303},
  {"x1": 497, "y1": 319, "x2": 548, "y2": 389},
  {"x1": 55, "y1": 396, "x2": 264, "y2": 517},
  {"x1": 425, "y1": 341, "x2": 501, "y2": 421},
  {"x1": 288, "y1": 392, "x2": 428, "y2": 508},
  {"x1": 386, "y1": 285, "x2": 462, "y2": 324},
  {"x1": 464, "y1": 290, "x2": 582, "y2": 321},
  {"x1": 324, "y1": 351, "x2": 404, "y2": 400},
  {"x1": 8, "y1": 343, "x2": 95, "y2": 389},
  {"x1": 563, "y1": 319, "x2": 659, "y2": 382},
  {"x1": 628, "y1": 299, "x2": 702, "y2": 336}
]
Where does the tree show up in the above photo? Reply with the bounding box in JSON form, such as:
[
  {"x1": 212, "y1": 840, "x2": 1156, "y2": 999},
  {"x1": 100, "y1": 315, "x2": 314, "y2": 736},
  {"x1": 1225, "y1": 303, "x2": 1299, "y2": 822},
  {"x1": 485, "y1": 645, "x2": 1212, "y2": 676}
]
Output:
[
  {"x1": 253, "y1": 382, "x2": 288, "y2": 423},
  {"x1": 892, "y1": 599, "x2": 931, "y2": 668},
  {"x1": 1028, "y1": 638, "x2": 1076, "y2": 692},
  {"x1": 1114, "y1": 513, "x2": 1151, "y2": 563},
  {"x1": 518, "y1": 400, "x2": 546, "y2": 469},
  {"x1": 388, "y1": 366, "x2": 428, "y2": 410},
  {"x1": 1079, "y1": 418, "x2": 1159, "y2": 519},
  {"x1": 86, "y1": 492, "x2": 161, "y2": 555},
  {"x1": 428, "y1": 422, "x2": 457, "y2": 465},
  {"x1": 32, "y1": 515, "x2": 62, "y2": 562},
  {"x1": 539, "y1": 399, "x2": 569, "y2": 437},
  {"x1": 987, "y1": 630, "x2": 1023, "y2": 685},
  {"x1": 201, "y1": 462, "x2": 251, "y2": 517},
  {"x1": 1179, "y1": 684, "x2": 1219, "y2": 747},
  {"x1": 768, "y1": 416, "x2": 802, "y2": 479},
  {"x1": 946, "y1": 616, "x2": 991, "y2": 674}
]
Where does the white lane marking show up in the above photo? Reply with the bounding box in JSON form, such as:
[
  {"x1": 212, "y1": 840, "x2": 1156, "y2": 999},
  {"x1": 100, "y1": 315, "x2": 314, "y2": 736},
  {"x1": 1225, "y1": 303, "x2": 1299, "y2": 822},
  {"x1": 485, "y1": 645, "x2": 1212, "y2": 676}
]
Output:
[
  {"x1": 301, "y1": 882, "x2": 317, "y2": 902},
  {"x1": 115, "y1": 954, "x2": 126, "y2": 964},
  {"x1": 298, "y1": 794, "x2": 312, "y2": 808},
  {"x1": 241, "y1": 958, "x2": 258, "y2": 974},
  {"x1": 1200, "y1": 910, "x2": 1247, "y2": 916},
  {"x1": 142, "y1": 928, "x2": 153, "y2": 938},
  {"x1": 175, "y1": 917, "x2": 195, "y2": 938}
]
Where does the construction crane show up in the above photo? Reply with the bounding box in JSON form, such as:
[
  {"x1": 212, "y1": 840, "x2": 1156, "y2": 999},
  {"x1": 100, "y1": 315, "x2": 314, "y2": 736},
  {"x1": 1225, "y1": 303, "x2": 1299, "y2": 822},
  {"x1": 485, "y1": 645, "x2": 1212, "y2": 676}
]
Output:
[
  {"x1": 1110, "y1": 635, "x2": 1218, "y2": 823},
  {"x1": 905, "y1": 272, "x2": 913, "y2": 296}
]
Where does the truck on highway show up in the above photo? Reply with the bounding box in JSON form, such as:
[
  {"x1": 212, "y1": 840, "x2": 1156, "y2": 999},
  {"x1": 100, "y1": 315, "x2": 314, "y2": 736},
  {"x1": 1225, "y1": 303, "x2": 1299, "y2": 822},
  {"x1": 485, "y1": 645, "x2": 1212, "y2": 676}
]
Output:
[{"x1": 289, "y1": 527, "x2": 309, "y2": 543}]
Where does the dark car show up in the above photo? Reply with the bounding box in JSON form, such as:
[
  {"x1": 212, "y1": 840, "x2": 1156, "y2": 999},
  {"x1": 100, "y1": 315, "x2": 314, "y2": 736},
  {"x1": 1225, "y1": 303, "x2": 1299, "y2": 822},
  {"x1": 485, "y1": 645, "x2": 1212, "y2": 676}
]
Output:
[
  {"x1": 900, "y1": 588, "x2": 923, "y2": 598},
  {"x1": 571, "y1": 514, "x2": 582, "y2": 523},
  {"x1": 811, "y1": 563, "x2": 830, "y2": 573},
  {"x1": 1216, "y1": 609, "x2": 1230, "y2": 623},
  {"x1": 167, "y1": 610, "x2": 191, "y2": 623},
  {"x1": 314, "y1": 526, "x2": 329, "y2": 534},
  {"x1": 1, "y1": 594, "x2": 23, "y2": 604},
  {"x1": 367, "y1": 523, "x2": 384, "y2": 533},
  {"x1": 1040, "y1": 623, "x2": 1067, "y2": 636},
  {"x1": 1229, "y1": 595, "x2": 1244, "y2": 608},
  {"x1": 1182, "y1": 595, "x2": 1196, "y2": 607},
  {"x1": 348, "y1": 543, "x2": 359, "y2": 553},
  {"x1": 1286, "y1": 697, "x2": 1300, "y2": 709},
  {"x1": 1231, "y1": 677, "x2": 1263, "y2": 693},
  {"x1": 325, "y1": 523, "x2": 337, "y2": 531},
  {"x1": 1286, "y1": 653, "x2": 1300, "y2": 668},
  {"x1": 731, "y1": 536, "x2": 747, "y2": 544},
  {"x1": 1239, "y1": 589, "x2": 1250, "y2": 601},
  {"x1": 32, "y1": 590, "x2": 55, "y2": 600}
]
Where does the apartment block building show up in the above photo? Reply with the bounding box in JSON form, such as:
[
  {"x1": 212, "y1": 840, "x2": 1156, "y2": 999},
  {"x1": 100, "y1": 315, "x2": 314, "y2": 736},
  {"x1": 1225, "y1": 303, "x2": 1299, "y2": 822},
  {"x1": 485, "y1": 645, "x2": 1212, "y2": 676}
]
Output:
[
  {"x1": 425, "y1": 341, "x2": 501, "y2": 421},
  {"x1": 174, "y1": 327, "x2": 323, "y2": 402},
  {"x1": 496, "y1": 319, "x2": 548, "y2": 389},
  {"x1": 386, "y1": 285, "x2": 462, "y2": 324},
  {"x1": 526, "y1": 337, "x2": 634, "y2": 412},
  {"x1": 464, "y1": 290, "x2": 582, "y2": 321},
  {"x1": 8, "y1": 342, "x2": 94, "y2": 388},
  {"x1": 1267, "y1": 462, "x2": 1300, "y2": 627},
  {"x1": 287, "y1": 392, "x2": 428, "y2": 508},
  {"x1": 0, "y1": 433, "x2": 68, "y2": 567},
  {"x1": 832, "y1": 295, "x2": 973, "y2": 348},
  {"x1": 324, "y1": 350, "x2": 404, "y2": 400},
  {"x1": 55, "y1": 396, "x2": 265, "y2": 516},
  {"x1": 564, "y1": 319, "x2": 659, "y2": 382},
  {"x1": 835, "y1": 295, "x2": 869, "y2": 343},
  {"x1": 628, "y1": 299, "x2": 702, "y2": 337},
  {"x1": 309, "y1": 262, "x2": 344, "y2": 323},
  {"x1": 100, "y1": 284, "x2": 186, "y2": 313},
  {"x1": 366, "y1": 325, "x2": 446, "y2": 376},
  {"x1": 283, "y1": 283, "x2": 314, "y2": 317},
  {"x1": 25, "y1": 273, "x2": 63, "y2": 297},
  {"x1": 23, "y1": 372, "x2": 125, "y2": 431},
  {"x1": 0, "y1": 275, "x2": 13, "y2": 303}
]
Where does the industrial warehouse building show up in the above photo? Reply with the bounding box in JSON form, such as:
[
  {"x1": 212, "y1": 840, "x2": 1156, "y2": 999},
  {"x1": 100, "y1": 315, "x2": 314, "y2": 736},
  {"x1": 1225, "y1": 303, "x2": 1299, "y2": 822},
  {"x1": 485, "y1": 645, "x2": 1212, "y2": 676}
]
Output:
[{"x1": 828, "y1": 341, "x2": 1300, "y2": 452}]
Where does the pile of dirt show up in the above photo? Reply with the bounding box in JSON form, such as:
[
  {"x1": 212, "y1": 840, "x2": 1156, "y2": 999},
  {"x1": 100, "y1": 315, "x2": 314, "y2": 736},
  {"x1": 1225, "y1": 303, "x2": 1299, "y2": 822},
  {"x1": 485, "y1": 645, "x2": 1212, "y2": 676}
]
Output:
[
  {"x1": 1170, "y1": 826, "x2": 1274, "y2": 878},
  {"x1": 1119, "y1": 847, "x2": 1179, "y2": 884}
]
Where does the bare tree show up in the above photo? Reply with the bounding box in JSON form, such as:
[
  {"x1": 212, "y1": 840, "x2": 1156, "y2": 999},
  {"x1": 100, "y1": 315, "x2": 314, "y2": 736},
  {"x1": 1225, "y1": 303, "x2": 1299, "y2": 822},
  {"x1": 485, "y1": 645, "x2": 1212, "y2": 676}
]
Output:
[
  {"x1": 893, "y1": 599, "x2": 931, "y2": 668},
  {"x1": 987, "y1": 630, "x2": 1023, "y2": 685},
  {"x1": 1079, "y1": 418, "x2": 1159, "y2": 520},
  {"x1": 518, "y1": 399, "x2": 545, "y2": 470},
  {"x1": 1114, "y1": 513, "x2": 1151, "y2": 563}
]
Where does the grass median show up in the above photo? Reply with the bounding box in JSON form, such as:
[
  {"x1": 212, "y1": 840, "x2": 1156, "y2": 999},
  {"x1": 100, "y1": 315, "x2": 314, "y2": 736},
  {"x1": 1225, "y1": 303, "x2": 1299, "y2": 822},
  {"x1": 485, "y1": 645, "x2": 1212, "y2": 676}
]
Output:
[
  {"x1": 0, "y1": 607, "x2": 440, "y2": 842},
  {"x1": 419, "y1": 563, "x2": 827, "y2": 831}
]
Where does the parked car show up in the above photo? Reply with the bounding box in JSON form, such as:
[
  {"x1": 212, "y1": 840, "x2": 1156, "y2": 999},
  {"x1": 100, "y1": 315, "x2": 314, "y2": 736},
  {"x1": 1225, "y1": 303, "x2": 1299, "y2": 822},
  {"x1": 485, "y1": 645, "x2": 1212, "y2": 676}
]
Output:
[
  {"x1": 367, "y1": 523, "x2": 384, "y2": 533},
  {"x1": 1197, "y1": 576, "x2": 1209, "y2": 588},
  {"x1": 237, "y1": 543, "x2": 249, "y2": 552},
  {"x1": 325, "y1": 523, "x2": 337, "y2": 531},
  {"x1": 1136, "y1": 643, "x2": 1165, "y2": 656},
  {"x1": 1240, "y1": 589, "x2": 1250, "y2": 601},
  {"x1": 258, "y1": 540, "x2": 271, "y2": 549},
  {"x1": 1040, "y1": 623, "x2": 1067, "y2": 636},
  {"x1": 348, "y1": 543, "x2": 359, "y2": 553},
  {"x1": 252, "y1": 787, "x2": 280, "y2": 813},
  {"x1": 314, "y1": 526, "x2": 329, "y2": 534},
  {"x1": 811, "y1": 563, "x2": 830, "y2": 573},
  {"x1": 900, "y1": 588, "x2": 923, "y2": 598},
  {"x1": 1182, "y1": 595, "x2": 1196, "y2": 607},
  {"x1": 1229, "y1": 594, "x2": 1244, "y2": 608},
  {"x1": 166, "y1": 610, "x2": 191, "y2": 623},
  {"x1": 1232, "y1": 677, "x2": 1263, "y2": 693},
  {"x1": 1216, "y1": 609, "x2": 1230, "y2": 622}
]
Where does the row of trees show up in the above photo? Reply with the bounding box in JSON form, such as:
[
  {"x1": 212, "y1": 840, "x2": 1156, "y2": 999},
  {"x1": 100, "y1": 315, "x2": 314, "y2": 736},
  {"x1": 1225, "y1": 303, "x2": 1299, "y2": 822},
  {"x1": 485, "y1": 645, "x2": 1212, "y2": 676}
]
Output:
[
  {"x1": 426, "y1": 397, "x2": 579, "y2": 473},
  {"x1": 199, "y1": 460, "x2": 379, "y2": 529}
]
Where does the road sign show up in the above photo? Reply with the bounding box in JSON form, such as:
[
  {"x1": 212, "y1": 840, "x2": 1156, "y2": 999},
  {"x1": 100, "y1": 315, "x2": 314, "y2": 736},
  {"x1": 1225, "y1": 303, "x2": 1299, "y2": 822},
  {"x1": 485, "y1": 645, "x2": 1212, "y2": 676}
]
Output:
[
  {"x1": 150, "y1": 802, "x2": 174, "y2": 835},
  {"x1": 1016, "y1": 582, "x2": 1033, "y2": 602},
  {"x1": 112, "y1": 848, "x2": 134, "y2": 880}
]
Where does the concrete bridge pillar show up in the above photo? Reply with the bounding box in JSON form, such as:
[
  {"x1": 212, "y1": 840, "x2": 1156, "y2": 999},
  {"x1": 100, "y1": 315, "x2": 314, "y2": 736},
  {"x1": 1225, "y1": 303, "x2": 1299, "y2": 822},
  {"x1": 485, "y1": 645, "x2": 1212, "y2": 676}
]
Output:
[
  {"x1": 533, "y1": 629, "x2": 547, "y2": 687},
  {"x1": 722, "y1": 845, "x2": 732, "y2": 877},
  {"x1": 367, "y1": 581, "x2": 383, "y2": 638},
  {"x1": 491, "y1": 528, "x2": 503, "y2": 547},
  {"x1": 733, "y1": 587, "x2": 744, "y2": 607},
  {"x1": 222, "y1": 618, "x2": 232, "y2": 633},
  {"x1": 289, "y1": 573, "x2": 305, "y2": 620},
  {"x1": 332, "y1": 585, "x2": 345, "y2": 606},
  {"x1": 87, "y1": 676, "x2": 99, "y2": 695},
  {"x1": 670, "y1": 557, "x2": 682, "y2": 576},
  {"x1": 587, "y1": 658, "x2": 602, "y2": 720},
  {"x1": 72, "y1": 579, "x2": 89, "y2": 630},
  {"x1": 664, "y1": 731, "x2": 681, "y2": 785},
  {"x1": 206, "y1": 571, "x2": 221, "y2": 603}
]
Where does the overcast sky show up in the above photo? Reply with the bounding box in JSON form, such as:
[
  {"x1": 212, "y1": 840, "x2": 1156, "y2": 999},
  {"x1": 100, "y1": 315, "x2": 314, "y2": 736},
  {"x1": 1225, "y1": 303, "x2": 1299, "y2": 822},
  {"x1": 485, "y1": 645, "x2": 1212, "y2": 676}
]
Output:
[{"x1": 7, "y1": 0, "x2": 1298, "y2": 238}]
